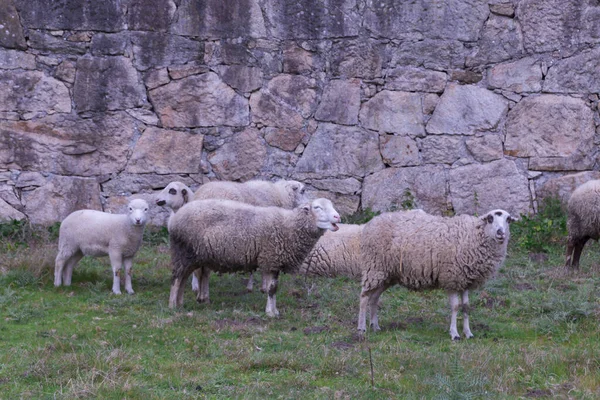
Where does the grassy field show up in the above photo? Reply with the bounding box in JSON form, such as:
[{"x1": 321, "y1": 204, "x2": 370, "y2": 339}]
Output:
[{"x1": 0, "y1": 207, "x2": 599, "y2": 399}]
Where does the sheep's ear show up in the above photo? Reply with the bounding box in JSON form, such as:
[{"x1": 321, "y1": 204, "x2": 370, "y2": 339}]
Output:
[
  {"x1": 301, "y1": 204, "x2": 310, "y2": 213},
  {"x1": 507, "y1": 215, "x2": 517, "y2": 223},
  {"x1": 291, "y1": 183, "x2": 299, "y2": 191},
  {"x1": 182, "y1": 188, "x2": 189, "y2": 203}
]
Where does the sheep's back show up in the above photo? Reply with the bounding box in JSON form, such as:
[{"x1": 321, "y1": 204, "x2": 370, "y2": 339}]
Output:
[
  {"x1": 170, "y1": 200, "x2": 305, "y2": 273},
  {"x1": 362, "y1": 211, "x2": 502, "y2": 292},
  {"x1": 300, "y1": 224, "x2": 363, "y2": 279}
]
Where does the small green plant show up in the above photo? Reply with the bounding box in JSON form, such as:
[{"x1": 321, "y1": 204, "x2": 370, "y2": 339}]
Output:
[
  {"x1": 473, "y1": 191, "x2": 480, "y2": 217},
  {"x1": 429, "y1": 356, "x2": 489, "y2": 399},
  {"x1": 511, "y1": 196, "x2": 567, "y2": 253},
  {"x1": 401, "y1": 188, "x2": 415, "y2": 210},
  {"x1": 0, "y1": 219, "x2": 34, "y2": 250},
  {"x1": 341, "y1": 208, "x2": 381, "y2": 225},
  {"x1": 143, "y1": 225, "x2": 170, "y2": 245}
]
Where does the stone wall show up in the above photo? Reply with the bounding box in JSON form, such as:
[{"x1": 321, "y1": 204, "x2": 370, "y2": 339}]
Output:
[{"x1": 1, "y1": 0, "x2": 599, "y2": 225}]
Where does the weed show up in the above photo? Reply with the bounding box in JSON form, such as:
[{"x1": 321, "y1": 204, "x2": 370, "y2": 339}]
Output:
[
  {"x1": 401, "y1": 189, "x2": 416, "y2": 210},
  {"x1": 143, "y1": 226, "x2": 170, "y2": 246},
  {"x1": 511, "y1": 196, "x2": 567, "y2": 253},
  {"x1": 341, "y1": 208, "x2": 380, "y2": 225},
  {"x1": 429, "y1": 356, "x2": 489, "y2": 399}
]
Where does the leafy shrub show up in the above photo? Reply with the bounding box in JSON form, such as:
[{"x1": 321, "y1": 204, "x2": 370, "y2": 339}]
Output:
[
  {"x1": 341, "y1": 208, "x2": 381, "y2": 225},
  {"x1": 511, "y1": 197, "x2": 567, "y2": 253},
  {"x1": 143, "y1": 225, "x2": 170, "y2": 245}
]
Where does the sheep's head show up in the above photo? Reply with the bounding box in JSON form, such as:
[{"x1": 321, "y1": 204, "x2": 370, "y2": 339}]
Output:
[
  {"x1": 480, "y1": 209, "x2": 516, "y2": 244},
  {"x1": 128, "y1": 199, "x2": 149, "y2": 226},
  {"x1": 282, "y1": 180, "x2": 308, "y2": 207},
  {"x1": 155, "y1": 182, "x2": 191, "y2": 212},
  {"x1": 304, "y1": 198, "x2": 340, "y2": 231}
]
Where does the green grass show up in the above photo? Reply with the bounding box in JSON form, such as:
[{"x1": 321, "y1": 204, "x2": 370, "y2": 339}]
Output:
[{"x1": 0, "y1": 222, "x2": 599, "y2": 399}]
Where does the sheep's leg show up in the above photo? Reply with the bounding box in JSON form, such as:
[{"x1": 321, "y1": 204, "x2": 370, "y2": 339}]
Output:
[
  {"x1": 246, "y1": 272, "x2": 254, "y2": 292},
  {"x1": 358, "y1": 287, "x2": 372, "y2": 333},
  {"x1": 448, "y1": 292, "x2": 461, "y2": 340},
  {"x1": 62, "y1": 251, "x2": 83, "y2": 286},
  {"x1": 168, "y1": 278, "x2": 182, "y2": 308},
  {"x1": 264, "y1": 271, "x2": 280, "y2": 317},
  {"x1": 123, "y1": 257, "x2": 135, "y2": 295},
  {"x1": 461, "y1": 290, "x2": 473, "y2": 339},
  {"x1": 195, "y1": 268, "x2": 211, "y2": 304},
  {"x1": 109, "y1": 251, "x2": 123, "y2": 295},
  {"x1": 564, "y1": 239, "x2": 575, "y2": 268},
  {"x1": 191, "y1": 271, "x2": 200, "y2": 293},
  {"x1": 261, "y1": 272, "x2": 271, "y2": 293},
  {"x1": 571, "y1": 237, "x2": 589, "y2": 270},
  {"x1": 368, "y1": 283, "x2": 390, "y2": 332}
]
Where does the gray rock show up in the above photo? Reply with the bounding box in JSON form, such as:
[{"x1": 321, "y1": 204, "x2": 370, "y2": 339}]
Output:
[
  {"x1": 171, "y1": 0, "x2": 266, "y2": 38},
  {"x1": 16, "y1": 0, "x2": 127, "y2": 31},
  {"x1": 466, "y1": 14, "x2": 524, "y2": 67},
  {"x1": 264, "y1": 0, "x2": 360, "y2": 39},
  {"x1": 74, "y1": 56, "x2": 148, "y2": 112},
  {"x1": 360, "y1": 90, "x2": 425, "y2": 136},
  {"x1": 505, "y1": 95, "x2": 595, "y2": 170},
  {"x1": 283, "y1": 44, "x2": 318, "y2": 74},
  {"x1": 0, "y1": 49, "x2": 36, "y2": 70},
  {"x1": 144, "y1": 68, "x2": 170, "y2": 90},
  {"x1": 426, "y1": 84, "x2": 508, "y2": 135},
  {"x1": 126, "y1": 128, "x2": 203, "y2": 174},
  {"x1": 0, "y1": 0, "x2": 26, "y2": 49},
  {"x1": 131, "y1": 32, "x2": 204, "y2": 71},
  {"x1": 490, "y1": 2, "x2": 515, "y2": 17},
  {"x1": 0, "y1": 70, "x2": 71, "y2": 114},
  {"x1": 149, "y1": 72, "x2": 249, "y2": 128},
  {"x1": 216, "y1": 65, "x2": 263, "y2": 93},
  {"x1": 389, "y1": 39, "x2": 470, "y2": 70},
  {"x1": 518, "y1": 0, "x2": 600, "y2": 54},
  {"x1": 380, "y1": 135, "x2": 420, "y2": 167},
  {"x1": 168, "y1": 63, "x2": 209, "y2": 80},
  {"x1": 26, "y1": 30, "x2": 88, "y2": 54},
  {"x1": 385, "y1": 67, "x2": 447, "y2": 93},
  {"x1": 307, "y1": 177, "x2": 362, "y2": 195},
  {"x1": 331, "y1": 39, "x2": 384, "y2": 79},
  {"x1": 258, "y1": 146, "x2": 300, "y2": 179},
  {"x1": 362, "y1": 165, "x2": 449, "y2": 215},
  {"x1": 128, "y1": 0, "x2": 176, "y2": 32},
  {"x1": 264, "y1": 127, "x2": 305, "y2": 152},
  {"x1": 0, "y1": 113, "x2": 138, "y2": 176},
  {"x1": 294, "y1": 123, "x2": 384, "y2": 179},
  {"x1": 250, "y1": 74, "x2": 318, "y2": 129},
  {"x1": 364, "y1": 0, "x2": 489, "y2": 42},
  {"x1": 55, "y1": 60, "x2": 77, "y2": 84},
  {"x1": 91, "y1": 32, "x2": 131, "y2": 56},
  {"x1": 448, "y1": 159, "x2": 530, "y2": 216},
  {"x1": 465, "y1": 135, "x2": 504, "y2": 162},
  {"x1": 420, "y1": 136, "x2": 464, "y2": 165},
  {"x1": 544, "y1": 48, "x2": 600, "y2": 94},
  {"x1": 21, "y1": 175, "x2": 102, "y2": 225},
  {"x1": 488, "y1": 57, "x2": 543, "y2": 93},
  {"x1": 0, "y1": 198, "x2": 25, "y2": 221},
  {"x1": 207, "y1": 128, "x2": 266, "y2": 181},
  {"x1": 315, "y1": 79, "x2": 360, "y2": 126},
  {"x1": 101, "y1": 173, "x2": 201, "y2": 195}
]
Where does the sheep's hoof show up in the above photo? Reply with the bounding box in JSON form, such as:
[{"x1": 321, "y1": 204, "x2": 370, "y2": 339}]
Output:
[
  {"x1": 196, "y1": 298, "x2": 210, "y2": 304},
  {"x1": 452, "y1": 335, "x2": 462, "y2": 341},
  {"x1": 464, "y1": 333, "x2": 474, "y2": 339},
  {"x1": 126, "y1": 290, "x2": 135, "y2": 295},
  {"x1": 356, "y1": 330, "x2": 366, "y2": 342},
  {"x1": 370, "y1": 324, "x2": 381, "y2": 332},
  {"x1": 266, "y1": 310, "x2": 280, "y2": 318},
  {"x1": 112, "y1": 290, "x2": 122, "y2": 295}
]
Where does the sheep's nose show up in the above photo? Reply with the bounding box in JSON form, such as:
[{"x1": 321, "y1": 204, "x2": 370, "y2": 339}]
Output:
[
  {"x1": 334, "y1": 214, "x2": 340, "y2": 222},
  {"x1": 156, "y1": 200, "x2": 165, "y2": 206},
  {"x1": 496, "y1": 228, "x2": 504, "y2": 236}
]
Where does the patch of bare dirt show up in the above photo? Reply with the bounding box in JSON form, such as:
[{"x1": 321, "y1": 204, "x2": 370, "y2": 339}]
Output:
[{"x1": 303, "y1": 325, "x2": 329, "y2": 335}]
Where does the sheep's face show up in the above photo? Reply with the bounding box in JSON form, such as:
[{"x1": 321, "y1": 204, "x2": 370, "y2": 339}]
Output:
[
  {"x1": 155, "y1": 182, "x2": 190, "y2": 212},
  {"x1": 285, "y1": 180, "x2": 309, "y2": 207},
  {"x1": 307, "y1": 198, "x2": 340, "y2": 231},
  {"x1": 481, "y1": 209, "x2": 515, "y2": 244},
  {"x1": 128, "y1": 199, "x2": 149, "y2": 226}
]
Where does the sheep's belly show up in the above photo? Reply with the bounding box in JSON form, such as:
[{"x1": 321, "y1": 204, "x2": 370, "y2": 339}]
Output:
[{"x1": 80, "y1": 244, "x2": 109, "y2": 257}]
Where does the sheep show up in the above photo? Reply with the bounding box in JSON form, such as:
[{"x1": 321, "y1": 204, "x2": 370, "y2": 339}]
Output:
[
  {"x1": 54, "y1": 198, "x2": 150, "y2": 295},
  {"x1": 190, "y1": 179, "x2": 309, "y2": 301},
  {"x1": 297, "y1": 223, "x2": 364, "y2": 280},
  {"x1": 564, "y1": 179, "x2": 600, "y2": 270},
  {"x1": 155, "y1": 181, "x2": 193, "y2": 230},
  {"x1": 358, "y1": 209, "x2": 515, "y2": 340},
  {"x1": 167, "y1": 198, "x2": 341, "y2": 316}
]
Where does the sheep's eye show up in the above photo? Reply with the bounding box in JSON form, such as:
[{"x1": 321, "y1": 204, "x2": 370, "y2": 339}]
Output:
[
  {"x1": 169, "y1": 188, "x2": 177, "y2": 195},
  {"x1": 129, "y1": 207, "x2": 133, "y2": 212},
  {"x1": 300, "y1": 188, "x2": 305, "y2": 194},
  {"x1": 144, "y1": 208, "x2": 148, "y2": 212},
  {"x1": 314, "y1": 205, "x2": 322, "y2": 210}
]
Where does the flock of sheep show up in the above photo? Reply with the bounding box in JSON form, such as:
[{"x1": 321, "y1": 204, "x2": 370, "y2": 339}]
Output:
[{"x1": 53, "y1": 177, "x2": 600, "y2": 340}]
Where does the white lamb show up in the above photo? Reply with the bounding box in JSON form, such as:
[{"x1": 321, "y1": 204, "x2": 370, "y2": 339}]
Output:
[
  {"x1": 54, "y1": 198, "x2": 150, "y2": 295},
  {"x1": 358, "y1": 209, "x2": 515, "y2": 340},
  {"x1": 168, "y1": 198, "x2": 340, "y2": 316}
]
